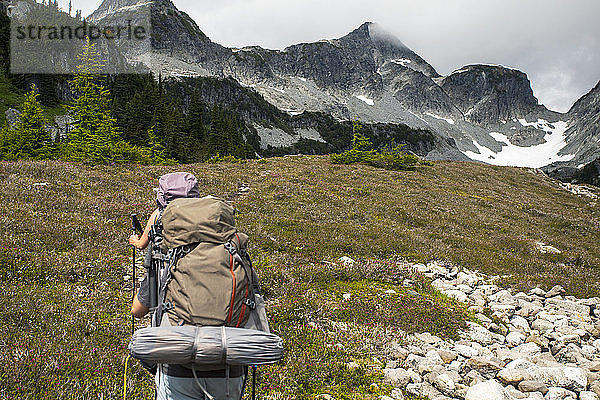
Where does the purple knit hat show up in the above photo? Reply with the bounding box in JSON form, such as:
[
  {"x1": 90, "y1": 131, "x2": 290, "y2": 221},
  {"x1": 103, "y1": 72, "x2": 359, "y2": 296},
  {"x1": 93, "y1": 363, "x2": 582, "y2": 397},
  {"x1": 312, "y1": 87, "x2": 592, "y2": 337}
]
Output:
[{"x1": 156, "y1": 172, "x2": 200, "y2": 208}]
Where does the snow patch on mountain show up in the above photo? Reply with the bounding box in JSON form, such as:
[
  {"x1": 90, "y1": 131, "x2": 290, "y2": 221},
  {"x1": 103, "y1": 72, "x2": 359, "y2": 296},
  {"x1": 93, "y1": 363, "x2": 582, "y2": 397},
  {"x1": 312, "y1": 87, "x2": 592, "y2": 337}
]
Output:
[
  {"x1": 407, "y1": 110, "x2": 427, "y2": 124},
  {"x1": 464, "y1": 121, "x2": 575, "y2": 168},
  {"x1": 425, "y1": 112, "x2": 455, "y2": 125},
  {"x1": 452, "y1": 64, "x2": 519, "y2": 75},
  {"x1": 517, "y1": 118, "x2": 557, "y2": 133},
  {"x1": 391, "y1": 58, "x2": 412, "y2": 67},
  {"x1": 452, "y1": 67, "x2": 470, "y2": 75},
  {"x1": 281, "y1": 109, "x2": 304, "y2": 116},
  {"x1": 355, "y1": 95, "x2": 374, "y2": 106}
]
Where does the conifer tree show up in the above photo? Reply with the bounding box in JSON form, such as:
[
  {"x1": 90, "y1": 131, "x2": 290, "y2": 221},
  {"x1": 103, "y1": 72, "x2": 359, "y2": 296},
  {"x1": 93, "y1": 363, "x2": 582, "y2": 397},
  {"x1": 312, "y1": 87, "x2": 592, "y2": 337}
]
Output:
[
  {"x1": 0, "y1": 10, "x2": 9, "y2": 72},
  {"x1": 187, "y1": 92, "x2": 206, "y2": 142},
  {"x1": 184, "y1": 92, "x2": 207, "y2": 160},
  {"x1": 351, "y1": 118, "x2": 372, "y2": 151},
  {"x1": 151, "y1": 87, "x2": 187, "y2": 162},
  {"x1": 11, "y1": 84, "x2": 52, "y2": 159},
  {"x1": 206, "y1": 105, "x2": 226, "y2": 158},
  {"x1": 145, "y1": 124, "x2": 170, "y2": 164},
  {"x1": 64, "y1": 38, "x2": 121, "y2": 163},
  {"x1": 203, "y1": 104, "x2": 255, "y2": 160},
  {"x1": 113, "y1": 74, "x2": 159, "y2": 146}
]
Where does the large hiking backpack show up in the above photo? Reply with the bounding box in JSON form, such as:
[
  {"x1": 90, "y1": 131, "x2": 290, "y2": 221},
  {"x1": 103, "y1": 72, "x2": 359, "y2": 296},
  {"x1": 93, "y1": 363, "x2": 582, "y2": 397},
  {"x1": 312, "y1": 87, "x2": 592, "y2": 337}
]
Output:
[
  {"x1": 130, "y1": 195, "x2": 282, "y2": 388},
  {"x1": 156, "y1": 197, "x2": 257, "y2": 328}
]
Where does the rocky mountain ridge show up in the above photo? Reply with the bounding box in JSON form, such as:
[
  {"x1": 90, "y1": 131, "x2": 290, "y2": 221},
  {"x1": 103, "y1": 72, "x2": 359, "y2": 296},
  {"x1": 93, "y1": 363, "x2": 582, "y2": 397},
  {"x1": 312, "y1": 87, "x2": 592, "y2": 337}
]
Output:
[{"x1": 87, "y1": 0, "x2": 599, "y2": 171}]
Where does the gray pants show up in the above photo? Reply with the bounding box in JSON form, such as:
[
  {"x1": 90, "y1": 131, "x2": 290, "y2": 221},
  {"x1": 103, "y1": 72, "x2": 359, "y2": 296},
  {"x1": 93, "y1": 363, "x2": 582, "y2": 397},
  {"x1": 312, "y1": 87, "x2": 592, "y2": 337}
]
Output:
[{"x1": 155, "y1": 369, "x2": 245, "y2": 400}]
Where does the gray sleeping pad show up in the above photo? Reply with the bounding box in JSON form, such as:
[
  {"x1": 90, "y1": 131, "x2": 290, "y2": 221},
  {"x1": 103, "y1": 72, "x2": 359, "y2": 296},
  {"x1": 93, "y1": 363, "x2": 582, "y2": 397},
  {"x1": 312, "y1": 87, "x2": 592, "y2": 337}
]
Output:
[{"x1": 129, "y1": 326, "x2": 284, "y2": 367}]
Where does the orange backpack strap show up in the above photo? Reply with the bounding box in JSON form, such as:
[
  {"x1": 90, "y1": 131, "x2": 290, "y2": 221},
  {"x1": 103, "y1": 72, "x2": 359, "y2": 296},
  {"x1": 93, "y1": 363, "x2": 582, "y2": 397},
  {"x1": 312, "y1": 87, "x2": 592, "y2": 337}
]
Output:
[{"x1": 224, "y1": 234, "x2": 257, "y2": 310}]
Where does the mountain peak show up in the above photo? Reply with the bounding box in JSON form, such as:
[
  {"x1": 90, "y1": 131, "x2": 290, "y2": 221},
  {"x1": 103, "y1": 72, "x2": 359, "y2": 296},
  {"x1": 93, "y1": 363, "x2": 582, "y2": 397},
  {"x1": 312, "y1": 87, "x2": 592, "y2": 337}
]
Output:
[
  {"x1": 345, "y1": 22, "x2": 408, "y2": 51},
  {"x1": 441, "y1": 63, "x2": 542, "y2": 124},
  {"x1": 339, "y1": 22, "x2": 438, "y2": 78},
  {"x1": 88, "y1": 0, "x2": 148, "y2": 21},
  {"x1": 89, "y1": 0, "x2": 212, "y2": 44},
  {"x1": 569, "y1": 79, "x2": 600, "y2": 118},
  {"x1": 341, "y1": 21, "x2": 373, "y2": 42},
  {"x1": 357, "y1": 21, "x2": 374, "y2": 31},
  {"x1": 366, "y1": 22, "x2": 408, "y2": 51},
  {"x1": 449, "y1": 64, "x2": 525, "y2": 76}
]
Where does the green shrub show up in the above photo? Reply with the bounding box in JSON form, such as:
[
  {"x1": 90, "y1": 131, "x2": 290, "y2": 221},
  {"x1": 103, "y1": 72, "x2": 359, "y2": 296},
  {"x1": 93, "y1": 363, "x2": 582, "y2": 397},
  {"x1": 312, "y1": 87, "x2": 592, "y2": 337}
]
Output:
[
  {"x1": 330, "y1": 148, "x2": 377, "y2": 165},
  {"x1": 330, "y1": 120, "x2": 432, "y2": 171},
  {"x1": 206, "y1": 152, "x2": 245, "y2": 163},
  {"x1": 370, "y1": 145, "x2": 433, "y2": 171}
]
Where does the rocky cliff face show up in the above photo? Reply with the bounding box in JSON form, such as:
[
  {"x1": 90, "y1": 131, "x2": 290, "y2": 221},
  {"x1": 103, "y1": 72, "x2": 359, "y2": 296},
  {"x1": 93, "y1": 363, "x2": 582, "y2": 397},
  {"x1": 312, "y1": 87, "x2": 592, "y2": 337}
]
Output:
[
  {"x1": 162, "y1": 76, "x2": 449, "y2": 158},
  {"x1": 267, "y1": 22, "x2": 439, "y2": 90},
  {"x1": 89, "y1": 0, "x2": 230, "y2": 76},
  {"x1": 88, "y1": 0, "x2": 599, "y2": 168},
  {"x1": 149, "y1": 0, "x2": 229, "y2": 66},
  {"x1": 544, "y1": 81, "x2": 600, "y2": 183},
  {"x1": 440, "y1": 65, "x2": 543, "y2": 125},
  {"x1": 563, "y1": 81, "x2": 600, "y2": 163}
]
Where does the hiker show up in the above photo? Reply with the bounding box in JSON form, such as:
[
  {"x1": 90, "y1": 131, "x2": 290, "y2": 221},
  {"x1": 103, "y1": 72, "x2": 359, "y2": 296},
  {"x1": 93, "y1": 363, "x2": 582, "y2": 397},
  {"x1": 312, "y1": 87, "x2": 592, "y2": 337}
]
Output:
[
  {"x1": 128, "y1": 171, "x2": 201, "y2": 252},
  {"x1": 128, "y1": 172, "x2": 246, "y2": 400}
]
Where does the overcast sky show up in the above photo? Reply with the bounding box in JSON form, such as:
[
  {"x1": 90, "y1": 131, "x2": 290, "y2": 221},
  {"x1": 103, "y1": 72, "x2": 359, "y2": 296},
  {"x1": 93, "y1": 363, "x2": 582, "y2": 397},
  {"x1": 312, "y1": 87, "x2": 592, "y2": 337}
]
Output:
[{"x1": 71, "y1": 0, "x2": 599, "y2": 113}]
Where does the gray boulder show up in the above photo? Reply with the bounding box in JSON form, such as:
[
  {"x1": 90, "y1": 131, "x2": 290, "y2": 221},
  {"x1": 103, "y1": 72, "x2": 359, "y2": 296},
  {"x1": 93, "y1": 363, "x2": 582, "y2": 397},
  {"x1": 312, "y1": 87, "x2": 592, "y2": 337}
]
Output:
[
  {"x1": 527, "y1": 367, "x2": 588, "y2": 392},
  {"x1": 545, "y1": 286, "x2": 566, "y2": 298},
  {"x1": 518, "y1": 380, "x2": 549, "y2": 395},
  {"x1": 384, "y1": 368, "x2": 411, "y2": 387},
  {"x1": 543, "y1": 387, "x2": 576, "y2": 399},
  {"x1": 497, "y1": 367, "x2": 531, "y2": 385},
  {"x1": 580, "y1": 392, "x2": 600, "y2": 400},
  {"x1": 465, "y1": 379, "x2": 510, "y2": 400},
  {"x1": 463, "y1": 357, "x2": 503, "y2": 379},
  {"x1": 5, "y1": 108, "x2": 21, "y2": 128}
]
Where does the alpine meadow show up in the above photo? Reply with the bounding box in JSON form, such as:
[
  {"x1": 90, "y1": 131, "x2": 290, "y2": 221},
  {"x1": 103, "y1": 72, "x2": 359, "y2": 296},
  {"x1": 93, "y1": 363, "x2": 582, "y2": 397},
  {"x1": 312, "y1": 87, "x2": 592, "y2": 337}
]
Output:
[{"x1": 1, "y1": 156, "x2": 600, "y2": 399}]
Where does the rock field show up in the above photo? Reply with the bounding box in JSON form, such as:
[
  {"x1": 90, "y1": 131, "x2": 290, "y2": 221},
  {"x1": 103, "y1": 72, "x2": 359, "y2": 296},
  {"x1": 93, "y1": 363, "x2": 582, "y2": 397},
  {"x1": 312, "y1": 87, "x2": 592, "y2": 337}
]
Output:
[{"x1": 381, "y1": 262, "x2": 600, "y2": 400}]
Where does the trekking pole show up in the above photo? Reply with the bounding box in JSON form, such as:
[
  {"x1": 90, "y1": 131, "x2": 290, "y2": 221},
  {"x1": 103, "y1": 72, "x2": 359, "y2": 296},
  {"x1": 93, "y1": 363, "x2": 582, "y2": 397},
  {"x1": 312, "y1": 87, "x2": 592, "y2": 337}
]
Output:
[
  {"x1": 125, "y1": 214, "x2": 143, "y2": 400},
  {"x1": 130, "y1": 214, "x2": 143, "y2": 335},
  {"x1": 252, "y1": 365, "x2": 257, "y2": 400},
  {"x1": 131, "y1": 241, "x2": 135, "y2": 335}
]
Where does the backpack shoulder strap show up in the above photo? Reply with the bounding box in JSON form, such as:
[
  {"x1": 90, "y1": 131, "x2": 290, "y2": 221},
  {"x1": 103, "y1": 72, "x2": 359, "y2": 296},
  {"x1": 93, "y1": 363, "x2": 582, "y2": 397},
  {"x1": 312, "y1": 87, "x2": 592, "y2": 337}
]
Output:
[
  {"x1": 149, "y1": 208, "x2": 171, "y2": 327},
  {"x1": 224, "y1": 233, "x2": 259, "y2": 309}
]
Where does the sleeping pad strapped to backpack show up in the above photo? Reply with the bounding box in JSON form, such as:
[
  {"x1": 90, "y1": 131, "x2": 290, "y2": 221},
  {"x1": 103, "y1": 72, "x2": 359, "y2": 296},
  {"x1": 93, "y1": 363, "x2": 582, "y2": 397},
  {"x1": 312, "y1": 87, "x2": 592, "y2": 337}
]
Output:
[{"x1": 159, "y1": 197, "x2": 255, "y2": 328}]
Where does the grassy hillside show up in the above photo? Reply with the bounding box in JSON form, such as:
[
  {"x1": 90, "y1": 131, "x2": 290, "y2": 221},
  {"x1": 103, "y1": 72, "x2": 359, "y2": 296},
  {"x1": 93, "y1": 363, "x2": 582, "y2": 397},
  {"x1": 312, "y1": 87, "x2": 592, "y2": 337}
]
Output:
[{"x1": 0, "y1": 156, "x2": 598, "y2": 399}]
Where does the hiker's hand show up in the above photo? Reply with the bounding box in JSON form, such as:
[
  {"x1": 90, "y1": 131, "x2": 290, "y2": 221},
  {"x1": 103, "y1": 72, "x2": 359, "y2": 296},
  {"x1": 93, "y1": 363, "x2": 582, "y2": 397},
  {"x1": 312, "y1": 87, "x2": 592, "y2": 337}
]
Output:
[{"x1": 129, "y1": 234, "x2": 139, "y2": 246}]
